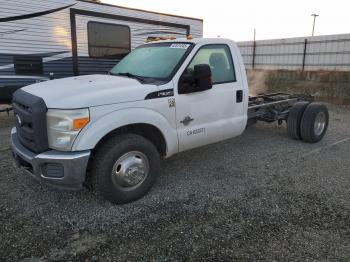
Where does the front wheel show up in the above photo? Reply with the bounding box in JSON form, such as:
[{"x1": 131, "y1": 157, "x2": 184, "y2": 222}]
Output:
[{"x1": 90, "y1": 134, "x2": 160, "y2": 204}]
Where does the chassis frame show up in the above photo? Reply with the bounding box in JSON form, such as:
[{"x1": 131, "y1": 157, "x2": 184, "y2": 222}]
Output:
[{"x1": 248, "y1": 93, "x2": 313, "y2": 124}]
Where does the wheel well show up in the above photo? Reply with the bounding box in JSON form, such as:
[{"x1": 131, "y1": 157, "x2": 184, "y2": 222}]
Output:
[{"x1": 93, "y1": 123, "x2": 167, "y2": 157}]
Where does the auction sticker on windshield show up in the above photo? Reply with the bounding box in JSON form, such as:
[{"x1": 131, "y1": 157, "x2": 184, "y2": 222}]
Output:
[{"x1": 170, "y1": 44, "x2": 190, "y2": 49}]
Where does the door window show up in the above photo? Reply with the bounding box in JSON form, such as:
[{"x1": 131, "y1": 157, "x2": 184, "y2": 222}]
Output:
[{"x1": 185, "y1": 45, "x2": 236, "y2": 84}]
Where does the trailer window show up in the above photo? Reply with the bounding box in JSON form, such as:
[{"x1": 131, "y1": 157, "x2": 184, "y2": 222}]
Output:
[
  {"x1": 14, "y1": 56, "x2": 43, "y2": 75},
  {"x1": 88, "y1": 22, "x2": 130, "y2": 59}
]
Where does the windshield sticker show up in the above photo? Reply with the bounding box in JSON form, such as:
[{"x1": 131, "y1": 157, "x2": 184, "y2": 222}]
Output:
[{"x1": 170, "y1": 44, "x2": 190, "y2": 49}]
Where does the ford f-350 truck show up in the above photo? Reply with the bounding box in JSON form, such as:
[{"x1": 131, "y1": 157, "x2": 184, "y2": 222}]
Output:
[{"x1": 11, "y1": 38, "x2": 329, "y2": 204}]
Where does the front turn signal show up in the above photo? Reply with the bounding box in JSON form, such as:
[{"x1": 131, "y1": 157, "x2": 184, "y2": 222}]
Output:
[{"x1": 73, "y1": 117, "x2": 89, "y2": 130}]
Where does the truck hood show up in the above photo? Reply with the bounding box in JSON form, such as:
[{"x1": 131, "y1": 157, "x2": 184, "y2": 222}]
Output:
[{"x1": 21, "y1": 74, "x2": 159, "y2": 108}]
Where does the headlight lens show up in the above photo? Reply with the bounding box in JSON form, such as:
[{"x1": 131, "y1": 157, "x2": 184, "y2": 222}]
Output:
[{"x1": 47, "y1": 108, "x2": 90, "y2": 151}]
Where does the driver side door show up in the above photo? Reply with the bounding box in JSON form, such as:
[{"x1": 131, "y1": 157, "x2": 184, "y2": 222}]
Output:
[{"x1": 175, "y1": 44, "x2": 245, "y2": 152}]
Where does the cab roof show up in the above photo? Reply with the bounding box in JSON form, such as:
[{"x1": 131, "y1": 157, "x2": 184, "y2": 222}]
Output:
[{"x1": 145, "y1": 37, "x2": 236, "y2": 45}]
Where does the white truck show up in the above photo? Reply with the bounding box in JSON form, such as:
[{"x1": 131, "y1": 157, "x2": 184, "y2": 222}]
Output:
[{"x1": 11, "y1": 38, "x2": 329, "y2": 204}]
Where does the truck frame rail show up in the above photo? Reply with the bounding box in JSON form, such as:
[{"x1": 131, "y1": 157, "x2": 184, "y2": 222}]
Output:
[{"x1": 248, "y1": 93, "x2": 313, "y2": 124}]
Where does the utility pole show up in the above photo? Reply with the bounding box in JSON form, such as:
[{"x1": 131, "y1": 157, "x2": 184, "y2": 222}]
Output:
[{"x1": 311, "y1": 14, "x2": 319, "y2": 36}]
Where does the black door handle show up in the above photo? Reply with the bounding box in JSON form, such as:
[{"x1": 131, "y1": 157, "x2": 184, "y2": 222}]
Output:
[
  {"x1": 180, "y1": 116, "x2": 194, "y2": 126},
  {"x1": 236, "y1": 90, "x2": 243, "y2": 103}
]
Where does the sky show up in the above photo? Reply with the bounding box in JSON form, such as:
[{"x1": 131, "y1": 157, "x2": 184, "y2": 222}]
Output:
[{"x1": 103, "y1": 0, "x2": 349, "y2": 41}]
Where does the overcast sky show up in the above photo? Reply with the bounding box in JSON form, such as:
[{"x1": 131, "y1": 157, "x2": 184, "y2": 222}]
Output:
[{"x1": 103, "y1": 0, "x2": 349, "y2": 41}]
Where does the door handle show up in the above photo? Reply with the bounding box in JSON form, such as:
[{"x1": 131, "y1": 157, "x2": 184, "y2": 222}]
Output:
[
  {"x1": 180, "y1": 116, "x2": 194, "y2": 126},
  {"x1": 236, "y1": 90, "x2": 243, "y2": 103}
]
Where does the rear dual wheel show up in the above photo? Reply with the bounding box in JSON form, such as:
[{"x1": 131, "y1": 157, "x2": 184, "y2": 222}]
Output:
[
  {"x1": 287, "y1": 102, "x2": 329, "y2": 143},
  {"x1": 300, "y1": 103, "x2": 329, "y2": 142},
  {"x1": 287, "y1": 101, "x2": 309, "y2": 140}
]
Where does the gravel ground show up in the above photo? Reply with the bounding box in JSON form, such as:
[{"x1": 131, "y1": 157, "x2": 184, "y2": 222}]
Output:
[{"x1": 0, "y1": 106, "x2": 349, "y2": 261}]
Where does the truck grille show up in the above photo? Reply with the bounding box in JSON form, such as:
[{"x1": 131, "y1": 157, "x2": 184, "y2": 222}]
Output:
[{"x1": 12, "y1": 89, "x2": 48, "y2": 153}]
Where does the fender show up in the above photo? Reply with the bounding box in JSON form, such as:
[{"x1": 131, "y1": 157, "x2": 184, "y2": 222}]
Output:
[{"x1": 72, "y1": 107, "x2": 179, "y2": 157}]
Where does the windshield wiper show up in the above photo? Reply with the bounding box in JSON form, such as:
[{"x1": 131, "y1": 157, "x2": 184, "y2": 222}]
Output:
[{"x1": 114, "y1": 72, "x2": 146, "y2": 83}]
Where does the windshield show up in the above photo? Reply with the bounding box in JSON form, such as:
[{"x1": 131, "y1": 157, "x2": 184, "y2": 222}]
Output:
[{"x1": 110, "y1": 42, "x2": 193, "y2": 80}]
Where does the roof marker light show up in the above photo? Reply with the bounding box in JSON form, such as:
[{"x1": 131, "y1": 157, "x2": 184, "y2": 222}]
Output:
[{"x1": 146, "y1": 36, "x2": 176, "y2": 42}]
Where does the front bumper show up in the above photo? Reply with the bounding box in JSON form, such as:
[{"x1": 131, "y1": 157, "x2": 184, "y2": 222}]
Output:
[{"x1": 10, "y1": 127, "x2": 90, "y2": 191}]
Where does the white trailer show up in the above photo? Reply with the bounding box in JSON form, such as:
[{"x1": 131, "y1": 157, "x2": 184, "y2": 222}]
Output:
[{"x1": 0, "y1": 0, "x2": 203, "y2": 102}]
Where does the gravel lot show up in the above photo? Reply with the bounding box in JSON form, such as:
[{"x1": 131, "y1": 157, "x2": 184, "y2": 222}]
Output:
[{"x1": 0, "y1": 106, "x2": 349, "y2": 261}]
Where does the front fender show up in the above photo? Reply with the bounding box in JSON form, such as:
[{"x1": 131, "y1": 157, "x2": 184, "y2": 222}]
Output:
[{"x1": 72, "y1": 107, "x2": 178, "y2": 157}]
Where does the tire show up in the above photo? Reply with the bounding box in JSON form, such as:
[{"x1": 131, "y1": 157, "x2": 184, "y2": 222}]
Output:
[
  {"x1": 91, "y1": 134, "x2": 160, "y2": 204},
  {"x1": 300, "y1": 103, "x2": 329, "y2": 143},
  {"x1": 287, "y1": 101, "x2": 310, "y2": 140}
]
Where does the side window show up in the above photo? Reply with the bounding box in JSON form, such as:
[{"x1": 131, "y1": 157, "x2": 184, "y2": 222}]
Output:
[
  {"x1": 186, "y1": 45, "x2": 236, "y2": 84},
  {"x1": 14, "y1": 56, "x2": 43, "y2": 75},
  {"x1": 88, "y1": 22, "x2": 130, "y2": 59}
]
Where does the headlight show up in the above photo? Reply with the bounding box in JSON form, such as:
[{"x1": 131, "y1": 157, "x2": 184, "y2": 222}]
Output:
[{"x1": 47, "y1": 108, "x2": 90, "y2": 151}]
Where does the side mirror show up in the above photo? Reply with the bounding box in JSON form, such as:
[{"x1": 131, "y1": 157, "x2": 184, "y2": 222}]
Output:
[
  {"x1": 194, "y1": 64, "x2": 212, "y2": 92},
  {"x1": 179, "y1": 64, "x2": 212, "y2": 94}
]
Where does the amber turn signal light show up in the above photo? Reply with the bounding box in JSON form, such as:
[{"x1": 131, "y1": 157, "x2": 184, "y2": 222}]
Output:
[{"x1": 73, "y1": 117, "x2": 89, "y2": 130}]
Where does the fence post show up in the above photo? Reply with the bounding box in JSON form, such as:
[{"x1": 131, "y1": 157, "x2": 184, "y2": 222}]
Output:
[
  {"x1": 252, "y1": 29, "x2": 256, "y2": 69},
  {"x1": 252, "y1": 41, "x2": 256, "y2": 69},
  {"x1": 302, "y1": 39, "x2": 308, "y2": 71}
]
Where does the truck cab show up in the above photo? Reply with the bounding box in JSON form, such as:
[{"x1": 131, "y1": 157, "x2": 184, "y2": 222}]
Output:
[{"x1": 10, "y1": 38, "x2": 328, "y2": 204}]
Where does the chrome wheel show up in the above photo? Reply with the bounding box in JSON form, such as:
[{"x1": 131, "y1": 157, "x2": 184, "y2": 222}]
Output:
[
  {"x1": 112, "y1": 151, "x2": 149, "y2": 189},
  {"x1": 314, "y1": 111, "x2": 326, "y2": 136}
]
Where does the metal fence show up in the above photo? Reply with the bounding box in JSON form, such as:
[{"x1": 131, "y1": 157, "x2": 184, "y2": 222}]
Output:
[{"x1": 237, "y1": 33, "x2": 350, "y2": 71}]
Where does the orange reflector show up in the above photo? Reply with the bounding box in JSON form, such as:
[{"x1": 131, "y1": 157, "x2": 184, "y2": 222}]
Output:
[
  {"x1": 187, "y1": 34, "x2": 193, "y2": 40},
  {"x1": 73, "y1": 117, "x2": 89, "y2": 130},
  {"x1": 146, "y1": 36, "x2": 176, "y2": 42}
]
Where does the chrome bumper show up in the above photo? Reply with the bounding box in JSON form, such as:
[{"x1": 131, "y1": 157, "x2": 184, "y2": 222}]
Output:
[{"x1": 10, "y1": 127, "x2": 90, "y2": 191}]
